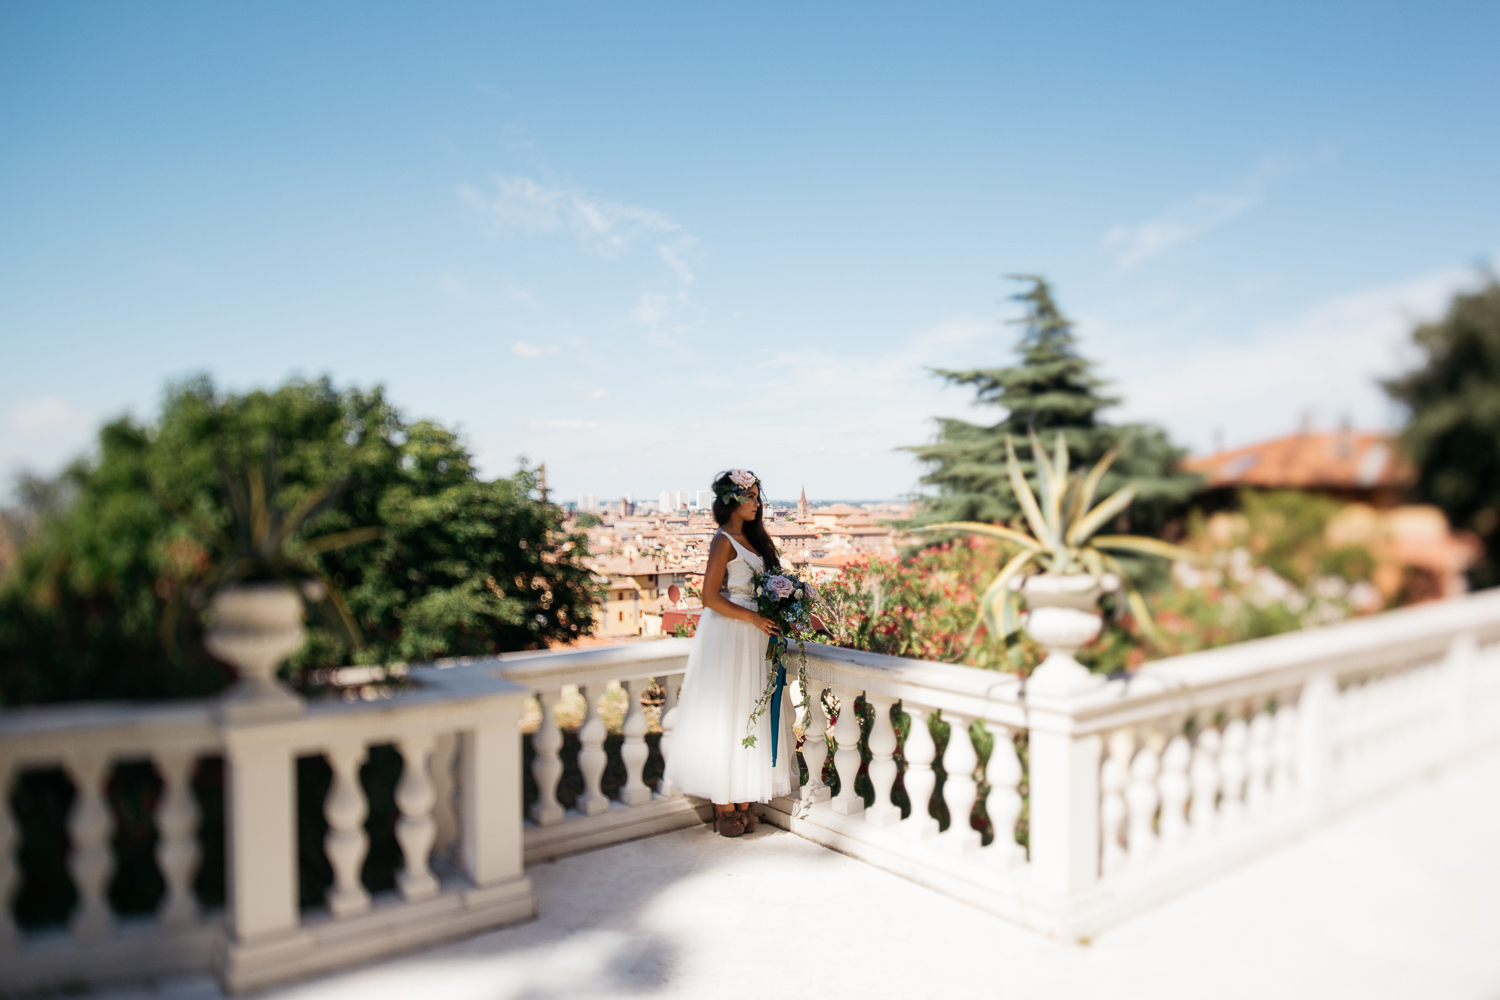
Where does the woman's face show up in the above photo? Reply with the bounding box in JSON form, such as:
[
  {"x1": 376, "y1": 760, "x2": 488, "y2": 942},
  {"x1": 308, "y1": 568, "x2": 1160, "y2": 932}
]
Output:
[{"x1": 736, "y1": 483, "x2": 760, "y2": 521}]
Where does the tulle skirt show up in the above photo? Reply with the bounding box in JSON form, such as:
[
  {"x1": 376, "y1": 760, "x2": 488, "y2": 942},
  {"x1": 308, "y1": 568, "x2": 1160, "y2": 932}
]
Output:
[{"x1": 665, "y1": 606, "x2": 795, "y2": 805}]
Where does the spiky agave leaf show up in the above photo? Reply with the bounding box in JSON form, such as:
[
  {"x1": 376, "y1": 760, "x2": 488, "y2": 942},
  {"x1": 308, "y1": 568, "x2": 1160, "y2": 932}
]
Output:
[
  {"x1": 271, "y1": 474, "x2": 350, "y2": 551},
  {"x1": 1052, "y1": 430, "x2": 1070, "y2": 526},
  {"x1": 1069, "y1": 441, "x2": 1122, "y2": 531},
  {"x1": 1067, "y1": 483, "x2": 1137, "y2": 546},
  {"x1": 1005, "y1": 436, "x2": 1055, "y2": 549},
  {"x1": 978, "y1": 547, "x2": 1039, "y2": 645},
  {"x1": 298, "y1": 525, "x2": 385, "y2": 555},
  {"x1": 1100, "y1": 551, "x2": 1164, "y2": 644},
  {"x1": 1091, "y1": 535, "x2": 1199, "y2": 563},
  {"x1": 914, "y1": 521, "x2": 1044, "y2": 552}
]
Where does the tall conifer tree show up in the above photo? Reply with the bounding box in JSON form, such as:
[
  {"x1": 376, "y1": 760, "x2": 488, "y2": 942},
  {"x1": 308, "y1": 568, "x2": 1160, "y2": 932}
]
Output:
[{"x1": 907, "y1": 276, "x2": 1199, "y2": 534}]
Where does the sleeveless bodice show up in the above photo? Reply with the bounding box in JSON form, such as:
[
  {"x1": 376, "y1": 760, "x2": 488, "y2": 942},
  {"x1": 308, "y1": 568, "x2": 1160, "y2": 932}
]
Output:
[{"x1": 718, "y1": 531, "x2": 763, "y2": 610}]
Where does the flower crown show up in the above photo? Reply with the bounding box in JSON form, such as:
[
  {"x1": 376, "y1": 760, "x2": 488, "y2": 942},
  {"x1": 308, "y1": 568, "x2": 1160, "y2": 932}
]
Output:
[{"x1": 714, "y1": 468, "x2": 761, "y2": 507}]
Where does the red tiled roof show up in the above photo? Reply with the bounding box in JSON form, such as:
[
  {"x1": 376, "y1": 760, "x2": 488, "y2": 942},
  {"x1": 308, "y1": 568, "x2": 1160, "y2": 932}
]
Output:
[{"x1": 1182, "y1": 432, "x2": 1414, "y2": 491}]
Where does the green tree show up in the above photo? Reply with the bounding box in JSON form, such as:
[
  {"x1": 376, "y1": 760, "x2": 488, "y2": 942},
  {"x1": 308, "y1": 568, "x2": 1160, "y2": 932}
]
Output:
[
  {"x1": 906, "y1": 276, "x2": 1200, "y2": 535},
  {"x1": 1383, "y1": 277, "x2": 1500, "y2": 588},
  {"x1": 0, "y1": 376, "x2": 602, "y2": 706}
]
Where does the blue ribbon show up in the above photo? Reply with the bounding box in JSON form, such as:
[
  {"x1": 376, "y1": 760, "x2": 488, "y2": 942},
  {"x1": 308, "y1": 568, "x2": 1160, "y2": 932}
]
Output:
[{"x1": 769, "y1": 659, "x2": 787, "y2": 767}]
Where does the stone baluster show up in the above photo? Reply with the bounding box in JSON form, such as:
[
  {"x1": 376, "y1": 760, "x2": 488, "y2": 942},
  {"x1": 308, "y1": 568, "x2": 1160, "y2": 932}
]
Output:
[
  {"x1": 657, "y1": 674, "x2": 682, "y2": 797},
  {"x1": 940, "y1": 712, "x2": 981, "y2": 854},
  {"x1": 0, "y1": 762, "x2": 16, "y2": 950},
  {"x1": 1125, "y1": 734, "x2": 1160, "y2": 864},
  {"x1": 429, "y1": 732, "x2": 459, "y2": 859},
  {"x1": 829, "y1": 687, "x2": 865, "y2": 816},
  {"x1": 395, "y1": 733, "x2": 440, "y2": 901},
  {"x1": 1218, "y1": 716, "x2": 1249, "y2": 825},
  {"x1": 800, "y1": 684, "x2": 831, "y2": 805},
  {"x1": 1246, "y1": 709, "x2": 1274, "y2": 815},
  {"x1": 984, "y1": 722, "x2": 1024, "y2": 868},
  {"x1": 324, "y1": 741, "x2": 372, "y2": 917},
  {"x1": 1099, "y1": 729, "x2": 1131, "y2": 875},
  {"x1": 863, "y1": 694, "x2": 901, "y2": 826},
  {"x1": 1189, "y1": 724, "x2": 1222, "y2": 835},
  {"x1": 152, "y1": 749, "x2": 201, "y2": 930},
  {"x1": 1158, "y1": 733, "x2": 1192, "y2": 847},
  {"x1": 620, "y1": 679, "x2": 652, "y2": 806},
  {"x1": 1272, "y1": 703, "x2": 1299, "y2": 803},
  {"x1": 901, "y1": 704, "x2": 938, "y2": 840},
  {"x1": 530, "y1": 688, "x2": 566, "y2": 825},
  {"x1": 575, "y1": 685, "x2": 611, "y2": 816},
  {"x1": 66, "y1": 751, "x2": 114, "y2": 940}
]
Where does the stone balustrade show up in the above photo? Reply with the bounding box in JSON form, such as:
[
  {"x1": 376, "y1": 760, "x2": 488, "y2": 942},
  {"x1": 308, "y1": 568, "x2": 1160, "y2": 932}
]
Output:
[
  {"x1": 5, "y1": 590, "x2": 1500, "y2": 991},
  {"x1": 0, "y1": 659, "x2": 535, "y2": 994}
]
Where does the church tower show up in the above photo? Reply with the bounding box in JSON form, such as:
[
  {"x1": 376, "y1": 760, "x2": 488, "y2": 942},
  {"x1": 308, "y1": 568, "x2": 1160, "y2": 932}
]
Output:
[{"x1": 798, "y1": 486, "x2": 810, "y2": 521}]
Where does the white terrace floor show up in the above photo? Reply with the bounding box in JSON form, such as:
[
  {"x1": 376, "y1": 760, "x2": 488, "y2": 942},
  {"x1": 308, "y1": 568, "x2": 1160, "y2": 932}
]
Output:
[{"x1": 101, "y1": 747, "x2": 1500, "y2": 1000}]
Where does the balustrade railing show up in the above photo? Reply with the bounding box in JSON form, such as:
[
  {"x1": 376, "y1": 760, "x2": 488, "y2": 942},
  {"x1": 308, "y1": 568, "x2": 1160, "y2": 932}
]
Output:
[
  {"x1": 0, "y1": 661, "x2": 535, "y2": 994},
  {"x1": 488, "y1": 640, "x2": 708, "y2": 861},
  {"x1": 7, "y1": 590, "x2": 1500, "y2": 992}
]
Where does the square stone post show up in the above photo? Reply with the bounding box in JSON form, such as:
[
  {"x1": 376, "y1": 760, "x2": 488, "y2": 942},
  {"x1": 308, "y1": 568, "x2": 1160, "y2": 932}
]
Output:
[
  {"x1": 460, "y1": 686, "x2": 536, "y2": 916},
  {"x1": 216, "y1": 720, "x2": 310, "y2": 990},
  {"x1": 1025, "y1": 698, "x2": 1102, "y2": 931}
]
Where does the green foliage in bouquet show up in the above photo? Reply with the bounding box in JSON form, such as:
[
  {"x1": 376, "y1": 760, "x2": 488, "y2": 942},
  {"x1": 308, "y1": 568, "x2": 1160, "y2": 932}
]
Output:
[
  {"x1": 918, "y1": 429, "x2": 1195, "y2": 649},
  {"x1": 741, "y1": 569, "x2": 818, "y2": 751}
]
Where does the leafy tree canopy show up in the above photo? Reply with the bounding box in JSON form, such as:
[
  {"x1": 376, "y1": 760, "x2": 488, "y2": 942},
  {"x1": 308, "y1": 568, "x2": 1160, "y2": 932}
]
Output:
[
  {"x1": 1383, "y1": 277, "x2": 1500, "y2": 587},
  {"x1": 906, "y1": 276, "x2": 1201, "y2": 534},
  {"x1": 0, "y1": 376, "x2": 601, "y2": 705}
]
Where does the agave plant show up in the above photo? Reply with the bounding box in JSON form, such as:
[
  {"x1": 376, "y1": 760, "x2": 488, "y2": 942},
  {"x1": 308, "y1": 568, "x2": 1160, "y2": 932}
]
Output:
[
  {"x1": 917, "y1": 430, "x2": 1194, "y2": 646},
  {"x1": 154, "y1": 438, "x2": 383, "y2": 652}
]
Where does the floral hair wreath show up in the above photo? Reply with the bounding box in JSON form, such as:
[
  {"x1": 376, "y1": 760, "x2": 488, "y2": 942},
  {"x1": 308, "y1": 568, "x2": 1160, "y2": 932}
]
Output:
[{"x1": 714, "y1": 468, "x2": 761, "y2": 507}]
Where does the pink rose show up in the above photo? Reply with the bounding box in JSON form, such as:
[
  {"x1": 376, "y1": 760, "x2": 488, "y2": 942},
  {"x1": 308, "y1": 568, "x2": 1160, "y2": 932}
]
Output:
[
  {"x1": 729, "y1": 469, "x2": 757, "y2": 488},
  {"x1": 764, "y1": 575, "x2": 795, "y2": 599}
]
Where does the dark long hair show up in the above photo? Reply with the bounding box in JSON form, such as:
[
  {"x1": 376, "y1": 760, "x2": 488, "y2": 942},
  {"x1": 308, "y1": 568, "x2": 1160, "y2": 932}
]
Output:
[{"x1": 710, "y1": 471, "x2": 780, "y2": 571}]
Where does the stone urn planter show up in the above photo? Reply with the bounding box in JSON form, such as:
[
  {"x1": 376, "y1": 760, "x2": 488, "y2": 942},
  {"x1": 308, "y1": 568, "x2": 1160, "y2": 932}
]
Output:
[
  {"x1": 206, "y1": 582, "x2": 307, "y2": 721},
  {"x1": 1018, "y1": 572, "x2": 1118, "y2": 698}
]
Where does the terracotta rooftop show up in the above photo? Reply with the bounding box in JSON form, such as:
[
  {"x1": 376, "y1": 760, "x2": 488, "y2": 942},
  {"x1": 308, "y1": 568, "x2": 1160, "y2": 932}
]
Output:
[{"x1": 1182, "y1": 431, "x2": 1414, "y2": 492}]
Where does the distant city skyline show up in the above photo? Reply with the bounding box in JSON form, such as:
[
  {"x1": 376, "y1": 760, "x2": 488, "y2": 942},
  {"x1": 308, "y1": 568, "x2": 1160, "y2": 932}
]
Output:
[{"x1": 3, "y1": 4, "x2": 1497, "y2": 501}]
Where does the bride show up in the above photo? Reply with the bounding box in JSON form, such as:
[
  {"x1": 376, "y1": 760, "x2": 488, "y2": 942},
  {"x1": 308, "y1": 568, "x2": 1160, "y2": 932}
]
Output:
[{"x1": 664, "y1": 469, "x2": 795, "y2": 837}]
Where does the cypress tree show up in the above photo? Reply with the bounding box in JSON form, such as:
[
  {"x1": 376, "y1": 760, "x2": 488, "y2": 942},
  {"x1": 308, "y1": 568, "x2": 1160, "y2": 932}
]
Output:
[{"x1": 907, "y1": 276, "x2": 1200, "y2": 535}]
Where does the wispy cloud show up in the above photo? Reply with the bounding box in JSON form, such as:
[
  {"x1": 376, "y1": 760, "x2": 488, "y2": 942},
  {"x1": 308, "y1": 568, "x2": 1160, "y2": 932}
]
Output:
[
  {"x1": 513, "y1": 341, "x2": 560, "y2": 358},
  {"x1": 1102, "y1": 262, "x2": 1490, "y2": 451},
  {"x1": 1103, "y1": 154, "x2": 1308, "y2": 270},
  {"x1": 460, "y1": 175, "x2": 680, "y2": 258},
  {"x1": 587, "y1": 389, "x2": 609, "y2": 400},
  {"x1": 459, "y1": 173, "x2": 702, "y2": 343}
]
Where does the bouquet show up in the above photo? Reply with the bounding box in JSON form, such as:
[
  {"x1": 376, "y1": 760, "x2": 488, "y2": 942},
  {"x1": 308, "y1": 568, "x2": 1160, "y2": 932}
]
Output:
[{"x1": 742, "y1": 569, "x2": 819, "y2": 764}]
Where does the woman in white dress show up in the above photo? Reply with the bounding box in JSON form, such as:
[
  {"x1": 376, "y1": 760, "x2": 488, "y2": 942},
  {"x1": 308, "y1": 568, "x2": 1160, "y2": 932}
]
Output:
[{"x1": 665, "y1": 469, "x2": 795, "y2": 837}]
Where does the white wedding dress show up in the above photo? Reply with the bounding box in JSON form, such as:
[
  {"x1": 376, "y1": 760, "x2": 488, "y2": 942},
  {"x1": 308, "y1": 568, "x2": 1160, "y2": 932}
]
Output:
[{"x1": 665, "y1": 531, "x2": 794, "y2": 805}]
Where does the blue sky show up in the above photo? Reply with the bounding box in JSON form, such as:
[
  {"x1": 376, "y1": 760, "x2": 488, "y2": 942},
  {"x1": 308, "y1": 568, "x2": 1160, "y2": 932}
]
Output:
[{"x1": 3, "y1": 2, "x2": 1497, "y2": 501}]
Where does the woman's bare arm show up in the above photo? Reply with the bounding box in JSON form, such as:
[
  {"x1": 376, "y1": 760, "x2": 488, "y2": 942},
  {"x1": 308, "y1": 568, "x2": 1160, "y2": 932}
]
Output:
[{"x1": 701, "y1": 534, "x2": 780, "y2": 635}]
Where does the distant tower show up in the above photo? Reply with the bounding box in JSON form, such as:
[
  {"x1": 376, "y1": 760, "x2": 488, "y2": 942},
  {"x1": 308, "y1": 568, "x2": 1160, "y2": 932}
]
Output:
[{"x1": 798, "y1": 486, "x2": 809, "y2": 521}]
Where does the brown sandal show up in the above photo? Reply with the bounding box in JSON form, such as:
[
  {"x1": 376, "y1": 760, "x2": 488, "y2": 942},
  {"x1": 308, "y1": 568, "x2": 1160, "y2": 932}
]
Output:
[
  {"x1": 740, "y1": 807, "x2": 759, "y2": 833},
  {"x1": 714, "y1": 809, "x2": 746, "y2": 838}
]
